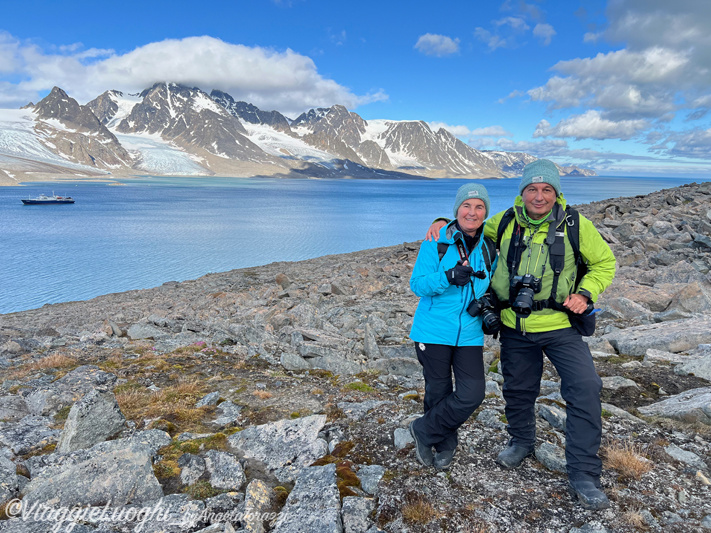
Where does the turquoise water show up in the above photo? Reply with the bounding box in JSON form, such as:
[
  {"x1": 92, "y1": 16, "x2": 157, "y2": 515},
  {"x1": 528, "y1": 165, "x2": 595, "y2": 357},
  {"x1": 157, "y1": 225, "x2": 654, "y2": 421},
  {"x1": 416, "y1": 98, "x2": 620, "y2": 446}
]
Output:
[{"x1": 1, "y1": 175, "x2": 708, "y2": 314}]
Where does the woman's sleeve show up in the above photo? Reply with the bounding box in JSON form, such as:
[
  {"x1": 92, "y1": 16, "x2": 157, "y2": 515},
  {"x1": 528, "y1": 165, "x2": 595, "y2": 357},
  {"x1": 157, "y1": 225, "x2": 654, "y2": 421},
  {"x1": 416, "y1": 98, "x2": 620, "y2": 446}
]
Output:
[{"x1": 410, "y1": 240, "x2": 450, "y2": 297}]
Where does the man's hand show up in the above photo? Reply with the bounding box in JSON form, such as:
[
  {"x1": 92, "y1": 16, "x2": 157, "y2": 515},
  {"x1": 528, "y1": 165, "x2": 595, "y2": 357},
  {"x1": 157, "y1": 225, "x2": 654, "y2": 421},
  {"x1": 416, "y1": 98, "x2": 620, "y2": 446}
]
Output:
[
  {"x1": 425, "y1": 220, "x2": 447, "y2": 241},
  {"x1": 563, "y1": 293, "x2": 590, "y2": 314}
]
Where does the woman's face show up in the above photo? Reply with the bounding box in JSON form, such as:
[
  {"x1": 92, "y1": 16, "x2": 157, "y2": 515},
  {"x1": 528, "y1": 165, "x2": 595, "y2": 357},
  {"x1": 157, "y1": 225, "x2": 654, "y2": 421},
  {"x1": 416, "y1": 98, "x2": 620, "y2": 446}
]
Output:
[{"x1": 456, "y1": 199, "x2": 486, "y2": 236}]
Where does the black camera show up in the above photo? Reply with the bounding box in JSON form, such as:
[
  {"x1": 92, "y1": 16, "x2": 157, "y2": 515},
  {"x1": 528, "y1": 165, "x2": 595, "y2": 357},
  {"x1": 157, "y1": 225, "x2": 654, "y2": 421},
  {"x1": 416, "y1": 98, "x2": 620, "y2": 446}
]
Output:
[
  {"x1": 467, "y1": 294, "x2": 501, "y2": 335},
  {"x1": 510, "y1": 274, "x2": 542, "y2": 317}
]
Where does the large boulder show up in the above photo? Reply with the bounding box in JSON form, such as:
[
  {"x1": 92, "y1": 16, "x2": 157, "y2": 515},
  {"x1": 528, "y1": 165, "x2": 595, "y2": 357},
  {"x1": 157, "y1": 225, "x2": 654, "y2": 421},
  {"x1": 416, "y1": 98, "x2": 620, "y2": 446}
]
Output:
[
  {"x1": 638, "y1": 387, "x2": 711, "y2": 425},
  {"x1": 228, "y1": 415, "x2": 328, "y2": 483},
  {"x1": 56, "y1": 389, "x2": 126, "y2": 453},
  {"x1": 603, "y1": 318, "x2": 711, "y2": 355},
  {"x1": 271, "y1": 464, "x2": 342, "y2": 533}
]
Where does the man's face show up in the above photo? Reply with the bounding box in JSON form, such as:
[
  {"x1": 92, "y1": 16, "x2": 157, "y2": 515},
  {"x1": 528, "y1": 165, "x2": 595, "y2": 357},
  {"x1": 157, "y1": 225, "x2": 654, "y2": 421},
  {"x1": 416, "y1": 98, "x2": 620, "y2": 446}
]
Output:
[{"x1": 521, "y1": 183, "x2": 557, "y2": 220}]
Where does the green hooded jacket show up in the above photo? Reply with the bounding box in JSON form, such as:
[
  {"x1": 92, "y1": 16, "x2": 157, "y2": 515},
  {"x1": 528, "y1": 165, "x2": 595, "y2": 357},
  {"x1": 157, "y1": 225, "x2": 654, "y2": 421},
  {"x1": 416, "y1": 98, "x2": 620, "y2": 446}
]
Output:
[{"x1": 483, "y1": 194, "x2": 616, "y2": 333}]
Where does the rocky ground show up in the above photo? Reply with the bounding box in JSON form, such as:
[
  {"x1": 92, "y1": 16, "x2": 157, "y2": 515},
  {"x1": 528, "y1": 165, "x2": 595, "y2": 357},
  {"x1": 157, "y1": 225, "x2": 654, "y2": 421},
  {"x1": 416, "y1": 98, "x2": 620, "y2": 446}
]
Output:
[{"x1": 1, "y1": 181, "x2": 710, "y2": 533}]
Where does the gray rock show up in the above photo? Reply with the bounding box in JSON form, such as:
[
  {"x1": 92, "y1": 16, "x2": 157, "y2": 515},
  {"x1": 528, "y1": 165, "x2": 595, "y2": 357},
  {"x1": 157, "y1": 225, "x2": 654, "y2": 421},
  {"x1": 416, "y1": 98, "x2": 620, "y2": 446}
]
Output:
[
  {"x1": 535, "y1": 441, "x2": 566, "y2": 473},
  {"x1": 212, "y1": 400, "x2": 243, "y2": 428},
  {"x1": 662, "y1": 510, "x2": 683, "y2": 524},
  {"x1": 674, "y1": 354, "x2": 711, "y2": 381},
  {"x1": 664, "y1": 443, "x2": 708, "y2": 471},
  {"x1": 243, "y1": 478, "x2": 273, "y2": 533},
  {"x1": 644, "y1": 348, "x2": 702, "y2": 365},
  {"x1": 378, "y1": 344, "x2": 415, "y2": 359},
  {"x1": 702, "y1": 514, "x2": 711, "y2": 528},
  {"x1": 56, "y1": 389, "x2": 126, "y2": 453},
  {"x1": 485, "y1": 380, "x2": 502, "y2": 397},
  {"x1": 369, "y1": 357, "x2": 421, "y2": 377},
  {"x1": 604, "y1": 317, "x2": 711, "y2": 355},
  {"x1": 280, "y1": 352, "x2": 311, "y2": 371},
  {"x1": 0, "y1": 395, "x2": 30, "y2": 422},
  {"x1": 337, "y1": 400, "x2": 392, "y2": 421},
  {"x1": 538, "y1": 404, "x2": 567, "y2": 431},
  {"x1": 127, "y1": 321, "x2": 167, "y2": 340},
  {"x1": 205, "y1": 450, "x2": 246, "y2": 491},
  {"x1": 638, "y1": 387, "x2": 711, "y2": 425},
  {"x1": 364, "y1": 324, "x2": 381, "y2": 360},
  {"x1": 272, "y1": 464, "x2": 342, "y2": 533},
  {"x1": 25, "y1": 365, "x2": 118, "y2": 417},
  {"x1": 197, "y1": 391, "x2": 221, "y2": 407},
  {"x1": 601, "y1": 376, "x2": 640, "y2": 390},
  {"x1": 0, "y1": 453, "x2": 18, "y2": 506},
  {"x1": 600, "y1": 403, "x2": 645, "y2": 423},
  {"x1": 310, "y1": 355, "x2": 363, "y2": 375},
  {"x1": 0, "y1": 521, "x2": 95, "y2": 533},
  {"x1": 393, "y1": 427, "x2": 413, "y2": 450},
  {"x1": 178, "y1": 452, "x2": 206, "y2": 486},
  {"x1": 639, "y1": 509, "x2": 660, "y2": 529},
  {"x1": 0, "y1": 415, "x2": 59, "y2": 455},
  {"x1": 228, "y1": 414, "x2": 328, "y2": 483},
  {"x1": 22, "y1": 446, "x2": 163, "y2": 508},
  {"x1": 569, "y1": 524, "x2": 612, "y2": 533},
  {"x1": 476, "y1": 408, "x2": 505, "y2": 430},
  {"x1": 342, "y1": 496, "x2": 375, "y2": 533},
  {"x1": 357, "y1": 465, "x2": 385, "y2": 495}
]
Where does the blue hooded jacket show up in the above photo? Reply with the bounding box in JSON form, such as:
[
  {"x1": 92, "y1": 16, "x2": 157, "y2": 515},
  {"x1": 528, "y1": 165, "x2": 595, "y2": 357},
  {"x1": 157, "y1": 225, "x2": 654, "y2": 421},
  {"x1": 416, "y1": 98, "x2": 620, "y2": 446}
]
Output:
[{"x1": 409, "y1": 220, "x2": 496, "y2": 346}]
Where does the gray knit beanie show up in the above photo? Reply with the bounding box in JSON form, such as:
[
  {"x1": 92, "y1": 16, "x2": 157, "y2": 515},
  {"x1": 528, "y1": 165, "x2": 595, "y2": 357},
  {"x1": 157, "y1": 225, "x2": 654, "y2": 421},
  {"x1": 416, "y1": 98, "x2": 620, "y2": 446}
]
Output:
[
  {"x1": 453, "y1": 182, "x2": 490, "y2": 219},
  {"x1": 519, "y1": 159, "x2": 561, "y2": 196}
]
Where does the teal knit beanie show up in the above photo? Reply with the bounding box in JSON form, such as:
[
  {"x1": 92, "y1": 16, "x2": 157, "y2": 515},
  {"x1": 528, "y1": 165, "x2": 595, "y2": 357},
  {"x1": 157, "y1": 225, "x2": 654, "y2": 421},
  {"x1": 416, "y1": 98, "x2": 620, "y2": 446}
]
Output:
[
  {"x1": 453, "y1": 182, "x2": 490, "y2": 219},
  {"x1": 519, "y1": 159, "x2": 561, "y2": 196}
]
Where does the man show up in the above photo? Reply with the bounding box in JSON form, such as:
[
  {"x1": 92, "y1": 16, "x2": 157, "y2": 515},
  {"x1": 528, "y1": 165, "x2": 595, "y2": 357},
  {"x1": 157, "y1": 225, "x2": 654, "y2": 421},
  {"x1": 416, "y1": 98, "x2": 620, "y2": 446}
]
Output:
[{"x1": 426, "y1": 159, "x2": 616, "y2": 510}]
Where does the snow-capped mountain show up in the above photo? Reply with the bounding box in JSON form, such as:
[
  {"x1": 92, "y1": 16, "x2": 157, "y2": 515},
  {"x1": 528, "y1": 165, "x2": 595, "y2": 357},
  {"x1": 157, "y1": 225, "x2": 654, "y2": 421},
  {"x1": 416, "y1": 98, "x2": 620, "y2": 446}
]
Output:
[{"x1": 0, "y1": 82, "x2": 596, "y2": 183}]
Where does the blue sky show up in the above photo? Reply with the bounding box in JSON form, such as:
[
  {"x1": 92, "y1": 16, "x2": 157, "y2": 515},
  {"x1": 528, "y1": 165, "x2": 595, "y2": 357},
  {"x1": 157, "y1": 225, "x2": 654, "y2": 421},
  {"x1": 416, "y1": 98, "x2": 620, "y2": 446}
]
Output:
[{"x1": 1, "y1": 0, "x2": 710, "y2": 177}]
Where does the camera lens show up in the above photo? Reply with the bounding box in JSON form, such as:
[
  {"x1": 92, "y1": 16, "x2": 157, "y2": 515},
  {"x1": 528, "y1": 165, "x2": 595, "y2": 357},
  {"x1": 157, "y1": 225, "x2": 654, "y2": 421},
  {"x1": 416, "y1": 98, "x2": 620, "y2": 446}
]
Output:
[{"x1": 512, "y1": 287, "x2": 535, "y2": 316}]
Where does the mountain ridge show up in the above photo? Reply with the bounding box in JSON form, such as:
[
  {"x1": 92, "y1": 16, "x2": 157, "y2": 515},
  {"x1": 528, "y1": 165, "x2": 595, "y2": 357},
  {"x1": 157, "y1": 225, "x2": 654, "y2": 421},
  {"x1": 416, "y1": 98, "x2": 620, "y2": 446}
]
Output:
[{"x1": 0, "y1": 82, "x2": 596, "y2": 184}]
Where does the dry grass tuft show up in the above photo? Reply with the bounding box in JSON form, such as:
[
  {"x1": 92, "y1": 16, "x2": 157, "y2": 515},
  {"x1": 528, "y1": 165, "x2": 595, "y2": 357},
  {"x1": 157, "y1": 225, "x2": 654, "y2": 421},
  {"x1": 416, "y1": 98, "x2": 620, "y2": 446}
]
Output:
[
  {"x1": 5, "y1": 353, "x2": 78, "y2": 381},
  {"x1": 622, "y1": 510, "x2": 646, "y2": 529},
  {"x1": 252, "y1": 390, "x2": 273, "y2": 400},
  {"x1": 602, "y1": 439, "x2": 653, "y2": 480},
  {"x1": 401, "y1": 491, "x2": 441, "y2": 525},
  {"x1": 115, "y1": 378, "x2": 207, "y2": 431}
]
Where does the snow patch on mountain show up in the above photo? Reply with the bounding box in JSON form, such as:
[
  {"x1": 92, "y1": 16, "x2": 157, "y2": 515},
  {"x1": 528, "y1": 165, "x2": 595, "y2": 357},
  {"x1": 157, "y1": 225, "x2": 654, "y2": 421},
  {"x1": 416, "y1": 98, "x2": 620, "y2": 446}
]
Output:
[
  {"x1": 243, "y1": 123, "x2": 339, "y2": 168},
  {"x1": 114, "y1": 132, "x2": 205, "y2": 175}
]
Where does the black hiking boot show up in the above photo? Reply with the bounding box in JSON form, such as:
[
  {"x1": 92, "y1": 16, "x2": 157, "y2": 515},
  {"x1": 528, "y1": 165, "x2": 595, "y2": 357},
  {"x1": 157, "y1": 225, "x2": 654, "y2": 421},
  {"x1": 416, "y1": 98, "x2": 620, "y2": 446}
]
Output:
[
  {"x1": 409, "y1": 420, "x2": 433, "y2": 467},
  {"x1": 495, "y1": 440, "x2": 534, "y2": 468},
  {"x1": 568, "y1": 479, "x2": 610, "y2": 510},
  {"x1": 434, "y1": 448, "x2": 456, "y2": 470}
]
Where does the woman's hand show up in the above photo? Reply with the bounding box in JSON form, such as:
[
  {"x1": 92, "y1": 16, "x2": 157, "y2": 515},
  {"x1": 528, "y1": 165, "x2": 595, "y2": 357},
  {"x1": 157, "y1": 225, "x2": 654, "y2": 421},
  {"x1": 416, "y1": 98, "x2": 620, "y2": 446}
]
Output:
[{"x1": 425, "y1": 220, "x2": 447, "y2": 241}]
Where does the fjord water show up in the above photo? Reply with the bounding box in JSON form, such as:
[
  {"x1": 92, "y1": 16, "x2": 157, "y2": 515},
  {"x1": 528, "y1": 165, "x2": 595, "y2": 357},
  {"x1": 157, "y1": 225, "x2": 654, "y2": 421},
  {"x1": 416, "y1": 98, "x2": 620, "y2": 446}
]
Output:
[{"x1": 1, "y1": 175, "x2": 708, "y2": 314}]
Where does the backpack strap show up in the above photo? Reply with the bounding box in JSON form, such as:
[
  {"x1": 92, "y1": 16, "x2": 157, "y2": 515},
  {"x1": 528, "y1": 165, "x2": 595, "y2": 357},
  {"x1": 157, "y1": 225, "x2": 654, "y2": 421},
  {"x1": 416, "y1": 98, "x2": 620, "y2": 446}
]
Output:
[
  {"x1": 437, "y1": 235, "x2": 496, "y2": 274},
  {"x1": 496, "y1": 207, "x2": 516, "y2": 250}
]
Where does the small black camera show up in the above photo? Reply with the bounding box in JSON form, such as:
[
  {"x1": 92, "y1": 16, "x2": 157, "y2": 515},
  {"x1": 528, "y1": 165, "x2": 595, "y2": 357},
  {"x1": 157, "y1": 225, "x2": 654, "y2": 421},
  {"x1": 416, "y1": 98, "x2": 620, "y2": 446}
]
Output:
[
  {"x1": 467, "y1": 294, "x2": 501, "y2": 335},
  {"x1": 510, "y1": 274, "x2": 542, "y2": 316}
]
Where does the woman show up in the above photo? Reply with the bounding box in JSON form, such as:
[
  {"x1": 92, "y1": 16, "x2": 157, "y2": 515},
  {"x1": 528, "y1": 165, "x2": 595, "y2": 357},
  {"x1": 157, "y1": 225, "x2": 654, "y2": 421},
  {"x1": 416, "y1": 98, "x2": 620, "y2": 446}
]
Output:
[{"x1": 408, "y1": 182, "x2": 496, "y2": 470}]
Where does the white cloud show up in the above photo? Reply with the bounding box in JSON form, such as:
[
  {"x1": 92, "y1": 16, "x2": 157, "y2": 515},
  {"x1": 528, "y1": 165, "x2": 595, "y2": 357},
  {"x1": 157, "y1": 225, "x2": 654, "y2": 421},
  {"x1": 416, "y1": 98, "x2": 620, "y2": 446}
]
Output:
[
  {"x1": 655, "y1": 128, "x2": 711, "y2": 159},
  {"x1": 428, "y1": 121, "x2": 470, "y2": 136},
  {"x1": 525, "y1": 1, "x2": 711, "y2": 132},
  {"x1": 470, "y1": 125, "x2": 511, "y2": 137},
  {"x1": 533, "y1": 111, "x2": 649, "y2": 140},
  {"x1": 0, "y1": 35, "x2": 387, "y2": 117},
  {"x1": 532, "y1": 23, "x2": 555, "y2": 46},
  {"x1": 414, "y1": 34, "x2": 460, "y2": 57}
]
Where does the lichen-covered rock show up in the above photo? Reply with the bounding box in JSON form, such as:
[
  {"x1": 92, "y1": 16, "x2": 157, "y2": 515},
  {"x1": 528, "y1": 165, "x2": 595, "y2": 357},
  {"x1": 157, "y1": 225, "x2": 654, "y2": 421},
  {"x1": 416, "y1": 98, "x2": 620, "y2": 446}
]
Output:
[
  {"x1": 638, "y1": 387, "x2": 711, "y2": 425},
  {"x1": 271, "y1": 464, "x2": 342, "y2": 533},
  {"x1": 228, "y1": 414, "x2": 328, "y2": 483},
  {"x1": 56, "y1": 389, "x2": 125, "y2": 453}
]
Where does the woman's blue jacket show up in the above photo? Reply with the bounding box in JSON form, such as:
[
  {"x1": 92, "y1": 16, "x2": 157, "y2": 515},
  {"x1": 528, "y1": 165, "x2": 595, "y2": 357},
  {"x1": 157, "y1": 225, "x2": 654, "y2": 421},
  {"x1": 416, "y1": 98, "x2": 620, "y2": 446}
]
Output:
[{"x1": 409, "y1": 220, "x2": 496, "y2": 347}]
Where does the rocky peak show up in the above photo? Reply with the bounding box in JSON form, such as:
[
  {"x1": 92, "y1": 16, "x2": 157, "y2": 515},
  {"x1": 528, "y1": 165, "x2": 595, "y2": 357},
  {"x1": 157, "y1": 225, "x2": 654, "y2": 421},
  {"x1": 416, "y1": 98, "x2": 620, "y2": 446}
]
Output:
[
  {"x1": 86, "y1": 90, "x2": 123, "y2": 126},
  {"x1": 34, "y1": 87, "x2": 106, "y2": 134},
  {"x1": 210, "y1": 90, "x2": 292, "y2": 133},
  {"x1": 291, "y1": 107, "x2": 330, "y2": 129}
]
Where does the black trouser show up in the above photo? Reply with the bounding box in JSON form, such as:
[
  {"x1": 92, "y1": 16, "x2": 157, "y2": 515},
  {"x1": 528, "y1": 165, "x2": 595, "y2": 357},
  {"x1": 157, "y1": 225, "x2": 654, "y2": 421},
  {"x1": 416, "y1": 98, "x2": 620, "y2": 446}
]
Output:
[
  {"x1": 413, "y1": 343, "x2": 485, "y2": 452},
  {"x1": 499, "y1": 325, "x2": 603, "y2": 481}
]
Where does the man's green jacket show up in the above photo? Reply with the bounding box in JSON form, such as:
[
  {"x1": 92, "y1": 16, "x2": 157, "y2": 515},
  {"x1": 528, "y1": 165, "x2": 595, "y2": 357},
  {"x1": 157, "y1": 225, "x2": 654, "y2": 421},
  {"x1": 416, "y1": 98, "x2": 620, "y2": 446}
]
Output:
[{"x1": 483, "y1": 194, "x2": 616, "y2": 333}]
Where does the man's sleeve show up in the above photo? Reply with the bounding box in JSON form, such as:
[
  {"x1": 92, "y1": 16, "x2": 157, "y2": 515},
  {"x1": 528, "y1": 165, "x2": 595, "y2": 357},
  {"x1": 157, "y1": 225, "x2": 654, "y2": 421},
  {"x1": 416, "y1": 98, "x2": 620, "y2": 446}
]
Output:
[{"x1": 578, "y1": 216, "x2": 616, "y2": 302}]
